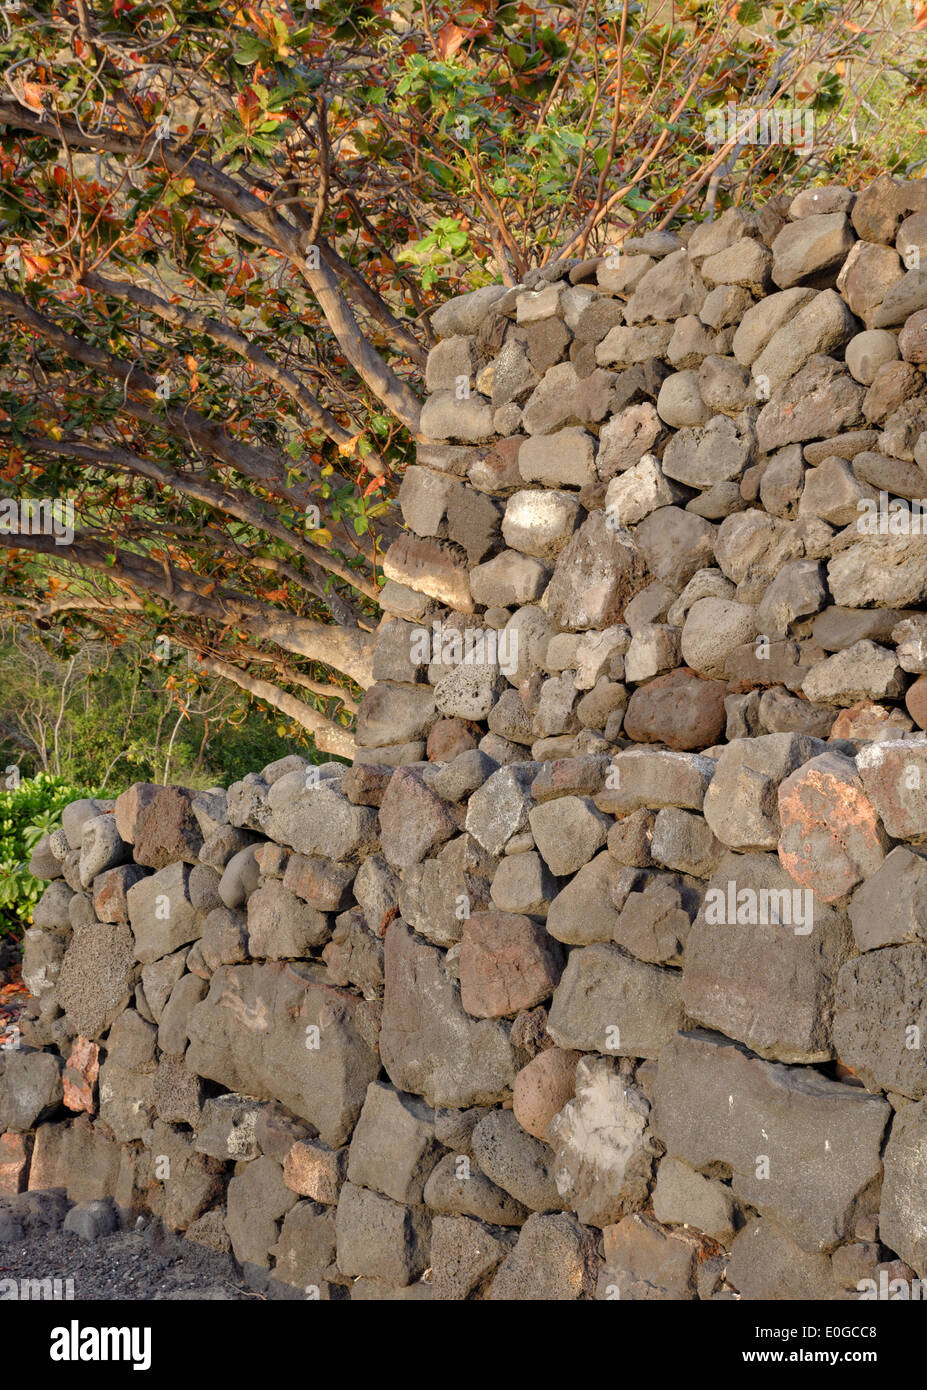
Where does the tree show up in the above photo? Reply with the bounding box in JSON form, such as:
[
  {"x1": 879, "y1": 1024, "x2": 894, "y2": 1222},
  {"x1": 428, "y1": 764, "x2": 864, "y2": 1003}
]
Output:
[{"x1": 0, "y1": 0, "x2": 921, "y2": 756}]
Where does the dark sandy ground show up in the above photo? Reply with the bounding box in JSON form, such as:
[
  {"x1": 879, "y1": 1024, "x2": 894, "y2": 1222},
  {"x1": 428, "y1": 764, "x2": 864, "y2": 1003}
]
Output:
[{"x1": 0, "y1": 1218, "x2": 259, "y2": 1301}]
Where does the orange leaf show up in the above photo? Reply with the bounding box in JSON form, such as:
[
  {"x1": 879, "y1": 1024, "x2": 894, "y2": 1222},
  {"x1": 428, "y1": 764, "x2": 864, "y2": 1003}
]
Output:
[
  {"x1": 20, "y1": 81, "x2": 46, "y2": 111},
  {"x1": 337, "y1": 430, "x2": 364, "y2": 457},
  {"x1": 22, "y1": 253, "x2": 53, "y2": 280},
  {"x1": 437, "y1": 22, "x2": 469, "y2": 58}
]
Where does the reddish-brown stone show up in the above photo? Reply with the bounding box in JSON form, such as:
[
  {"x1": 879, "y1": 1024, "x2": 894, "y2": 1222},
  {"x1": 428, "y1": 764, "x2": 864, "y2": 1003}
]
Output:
[
  {"x1": 283, "y1": 853, "x2": 356, "y2": 911},
  {"x1": 513, "y1": 1048, "x2": 581, "y2": 1141},
  {"x1": 0, "y1": 1132, "x2": 32, "y2": 1195},
  {"x1": 341, "y1": 762, "x2": 394, "y2": 806},
  {"x1": 778, "y1": 752, "x2": 889, "y2": 902},
  {"x1": 427, "y1": 718, "x2": 481, "y2": 761},
  {"x1": 113, "y1": 782, "x2": 160, "y2": 843},
  {"x1": 132, "y1": 785, "x2": 203, "y2": 868},
  {"x1": 62, "y1": 1036, "x2": 100, "y2": 1114},
  {"x1": 92, "y1": 863, "x2": 146, "y2": 923},
  {"x1": 283, "y1": 1138, "x2": 347, "y2": 1204},
  {"x1": 378, "y1": 766, "x2": 462, "y2": 871},
  {"x1": 904, "y1": 676, "x2": 927, "y2": 731},
  {"x1": 623, "y1": 668, "x2": 726, "y2": 751},
  {"x1": 459, "y1": 911, "x2": 564, "y2": 1019},
  {"x1": 830, "y1": 700, "x2": 914, "y2": 741}
]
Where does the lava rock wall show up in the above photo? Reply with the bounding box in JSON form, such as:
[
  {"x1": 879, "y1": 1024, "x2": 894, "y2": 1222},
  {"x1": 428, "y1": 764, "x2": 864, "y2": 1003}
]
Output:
[{"x1": 3, "y1": 174, "x2": 927, "y2": 1300}]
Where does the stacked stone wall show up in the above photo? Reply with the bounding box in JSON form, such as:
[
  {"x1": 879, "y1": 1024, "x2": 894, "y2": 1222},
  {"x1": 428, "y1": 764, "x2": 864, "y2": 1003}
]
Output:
[{"x1": 4, "y1": 174, "x2": 927, "y2": 1299}]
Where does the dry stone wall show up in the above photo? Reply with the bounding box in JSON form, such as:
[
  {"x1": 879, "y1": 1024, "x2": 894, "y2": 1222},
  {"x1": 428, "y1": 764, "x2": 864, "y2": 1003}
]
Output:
[{"x1": 4, "y1": 174, "x2": 927, "y2": 1300}]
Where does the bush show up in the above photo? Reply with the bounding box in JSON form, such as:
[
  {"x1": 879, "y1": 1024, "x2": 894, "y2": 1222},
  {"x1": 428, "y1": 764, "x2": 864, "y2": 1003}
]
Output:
[{"x1": 0, "y1": 773, "x2": 102, "y2": 939}]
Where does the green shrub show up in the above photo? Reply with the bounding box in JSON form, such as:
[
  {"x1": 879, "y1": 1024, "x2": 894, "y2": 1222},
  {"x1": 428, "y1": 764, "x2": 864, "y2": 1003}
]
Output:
[{"x1": 0, "y1": 773, "x2": 103, "y2": 940}]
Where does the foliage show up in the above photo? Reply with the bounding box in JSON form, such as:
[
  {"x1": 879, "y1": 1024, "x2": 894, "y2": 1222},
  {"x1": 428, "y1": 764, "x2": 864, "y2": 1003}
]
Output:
[
  {"x1": 0, "y1": 621, "x2": 329, "y2": 789},
  {"x1": 0, "y1": 772, "x2": 100, "y2": 938}
]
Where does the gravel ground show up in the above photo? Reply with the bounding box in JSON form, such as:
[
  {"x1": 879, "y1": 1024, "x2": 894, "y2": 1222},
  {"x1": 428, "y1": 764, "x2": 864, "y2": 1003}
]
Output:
[{"x1": 0, "y1": 1214, "x2": 261, "y2": 1301}]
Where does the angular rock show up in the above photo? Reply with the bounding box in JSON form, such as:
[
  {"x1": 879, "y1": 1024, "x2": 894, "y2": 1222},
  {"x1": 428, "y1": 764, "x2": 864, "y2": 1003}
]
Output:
[
  {"x1": 756, "y1": 356, "x2": 865, "y2": 452},
  {"x1": 801, "y1": 641, "x2": 906, "y2": 707},
  {"x1": 470, "y1": 550, "x2": 550, "y2": 608},
  {"x1": 430, "y1": 1215, "x2": 514, "y2": 1301},
  {"x1": 827, "y1": 533, "x2": 927, "y2": 609},
  {"x1": 489, "y1": 1212, "x2": 599, "y2": 1300},
  {"x1": 132, "y1": 787, "x2": 203, "y2": 869},
  {"x1": 652, "y1": 1030, "x2": 890, "y2": 1252},
  {"x1": 460, "y1": 911, "x2": 563, "y2": 1019},
  {"x1": 652, "y1": 1156, "x2": 738, "y2": 1245},
  {"x1": 379, "y1": 920, "x2": 516, "y2": 1108},
  {"x1": 547, "y1": 1057, "x2": 657, "y2": 1226},
  {"x1": 283, "y1": 854, "x2": 356, "y2": 913},
  {"x1": 490, "y1": 851, "x2": 557, "y2": 917},
  {"x1": 270, "y1": 1199, "x2": 338, "y2": 1296},
  {"x1": 465, "y1": 763, "x2": 538, "y2": 857},
  {"x1": 78, "y1": 816, "x2": 130, "y2": 889},
  {"x1": 595, "y1": 749, "x2": 715, "y2": 815},
  {"x1": 543, "y1": 513, "x2": 651, "y2": 632},
  {"x1": 771, "y1": 212, "x2": 855, "y2": 288},
  {"x1": 726, "y1": 1218, "x2": 834, "y2": 1300},
  {"x1": 378, "y1": 766, "x2": 459, "y2": 871},
  {"x1": 732, "y1": 287, "x2": 816, "y2": 365},
  {"x1": 335, "y1": 1181, "x2": 430, "y2": 1287},
  {"x1": 517, "y1": 427, "x2": 597, "y2": 489},
  {"x1": 547, "y1": 943, "x2": 684, "y2": 1058},
  {"x1": 635, "y1": 507, "x2": 717, "y2": 593},
  {"x1": 265, "y1": 775, "x2": 378, "y2": 863},
  {"x1": 522, "y1": 362, "x2": 617, "y2": 435},
  {"x1": 684, "y1": 851, "x2": 854, "y2": 1061},
  {"x1": 625, "y1": 249, "x2": 707, "y2": 323},
  {"x1": 778, "y1": 751, "x2": 889, "y2": 901},
  {"x1": 470, "y1": 1108, "x2": 560, "y2": 1212},
  {"x1": 127, "y1": 862, "x2": 200, "y2": 965},
  {"x1": 381, "y1": 534, "x2": 473, "y2": 611},
  {"x1": 187, "y1": 962, "x2": 380, "y2": 1146},
  {"x1": 834, "y1": 946, "x2": 927, "y2": 1099},
  {"x1": 880, "y1": 1101, "x2": 927, "y2": 1278},
  {"x1": 702, "y1": 733, "x2": 823, "y2": 851},
  {"x1": 247, "y1": 880, "x2": 330, "y2": 958},
  {"x1": 226, "y1": 1154, "x2": 298, "y2": 1270},
  {"x1": 347, "y1": 1082, "x2": 439, "y2": 1205},
  {"x1": 545, "y1": 852, "x2": 623, "y2": 947},
  {"x1": 0, "y1": 1051, "x2": 63, "y2": 1132},
  {"x1": 528, "y1": 795, "x2": 610, "y2": 877},
  {"x1": 194, "y1": 1093, "x2": 264, "y2": 1161}
]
